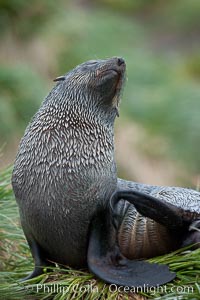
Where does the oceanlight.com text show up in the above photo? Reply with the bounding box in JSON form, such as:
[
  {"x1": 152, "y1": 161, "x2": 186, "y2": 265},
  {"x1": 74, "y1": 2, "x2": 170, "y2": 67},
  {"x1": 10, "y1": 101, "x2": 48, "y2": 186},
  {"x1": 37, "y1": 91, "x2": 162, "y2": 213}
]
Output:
[{"x1": 35, "y1": 283, "x2": 194, "y2": 296}]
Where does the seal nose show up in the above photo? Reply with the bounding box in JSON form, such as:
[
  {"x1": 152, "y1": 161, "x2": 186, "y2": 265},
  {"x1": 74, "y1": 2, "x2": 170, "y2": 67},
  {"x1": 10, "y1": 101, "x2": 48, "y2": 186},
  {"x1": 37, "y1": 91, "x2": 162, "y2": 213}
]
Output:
[{"x1": 117, "y1": 57, "x2": 125, "y2": 66}]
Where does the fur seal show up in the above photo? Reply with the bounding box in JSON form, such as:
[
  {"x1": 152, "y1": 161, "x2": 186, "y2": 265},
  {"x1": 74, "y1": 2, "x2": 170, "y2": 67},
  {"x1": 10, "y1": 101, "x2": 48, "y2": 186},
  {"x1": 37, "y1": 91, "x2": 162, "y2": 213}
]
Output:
[{"x1": 12, "y1": 57, "x2": 200, "y2": 287}]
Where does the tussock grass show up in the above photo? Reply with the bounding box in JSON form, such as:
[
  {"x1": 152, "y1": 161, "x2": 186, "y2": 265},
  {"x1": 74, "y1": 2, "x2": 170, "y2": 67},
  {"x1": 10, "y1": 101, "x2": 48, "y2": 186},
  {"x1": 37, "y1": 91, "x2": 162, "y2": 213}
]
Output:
[{"x1": 0, "y1": 168, "x2": 199, "y2": 300}]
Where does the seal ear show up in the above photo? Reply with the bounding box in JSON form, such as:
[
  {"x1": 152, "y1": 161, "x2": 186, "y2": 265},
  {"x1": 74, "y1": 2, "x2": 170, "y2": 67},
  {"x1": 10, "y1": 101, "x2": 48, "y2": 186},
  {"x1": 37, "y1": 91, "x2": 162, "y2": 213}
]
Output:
[
  {"x1": 110, "y1": 190, "x2": 188, "y2": 231},
  {"x1": 53, "y1": 76, "x2": 66, "y2": 82},
  {"x1": 87, "y1": 208, "x2": 176, "y2": 287}
]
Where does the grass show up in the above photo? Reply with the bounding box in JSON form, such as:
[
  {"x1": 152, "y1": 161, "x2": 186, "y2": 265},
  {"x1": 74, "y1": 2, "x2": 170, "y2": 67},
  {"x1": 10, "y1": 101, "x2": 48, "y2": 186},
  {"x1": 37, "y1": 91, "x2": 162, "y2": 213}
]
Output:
[{"x1": 0, "y1": 168, "x2": 200, "y2": 300}]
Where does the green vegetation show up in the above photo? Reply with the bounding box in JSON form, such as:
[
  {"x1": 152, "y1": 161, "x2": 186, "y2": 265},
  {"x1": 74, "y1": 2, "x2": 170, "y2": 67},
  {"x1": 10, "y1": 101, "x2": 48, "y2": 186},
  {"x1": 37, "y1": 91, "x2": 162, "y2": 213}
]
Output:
[
  {"x1": 0, "y1": 0, "x2": 65, "y2": 38},
  {"x1": 0, "y1": 168, "x2": 200, "y2": 299},
  {"x1": 0, "y1": 66, "x2": 47, "y2": 138},
  {"x1": 0, "y1": 1, "x2": 200, "y2": 173},
  {"x1": 1, "y1": 2, "x2": 200, "y2": 299}
]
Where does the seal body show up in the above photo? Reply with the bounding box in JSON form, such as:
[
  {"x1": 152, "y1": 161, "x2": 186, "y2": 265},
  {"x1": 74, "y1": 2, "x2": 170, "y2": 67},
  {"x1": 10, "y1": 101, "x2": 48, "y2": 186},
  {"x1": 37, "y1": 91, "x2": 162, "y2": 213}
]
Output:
[{"x1": 12, "y1": 57, "x2": 125, "y2": 267}]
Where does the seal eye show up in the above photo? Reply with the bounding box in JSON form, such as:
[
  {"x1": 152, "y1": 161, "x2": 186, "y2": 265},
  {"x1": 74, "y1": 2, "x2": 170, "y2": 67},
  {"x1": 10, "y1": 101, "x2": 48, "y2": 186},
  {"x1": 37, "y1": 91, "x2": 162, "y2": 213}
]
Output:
[{"x1": 79, "y1": 60, "x2": 98, "y2": 73}]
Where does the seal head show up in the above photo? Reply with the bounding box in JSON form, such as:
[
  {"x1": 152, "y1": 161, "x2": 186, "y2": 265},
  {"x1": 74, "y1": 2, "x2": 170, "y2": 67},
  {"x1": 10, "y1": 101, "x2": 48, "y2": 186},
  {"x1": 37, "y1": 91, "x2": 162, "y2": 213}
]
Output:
[{"x1": 53, "y1": 57, "x2": 125, "y2": 117}]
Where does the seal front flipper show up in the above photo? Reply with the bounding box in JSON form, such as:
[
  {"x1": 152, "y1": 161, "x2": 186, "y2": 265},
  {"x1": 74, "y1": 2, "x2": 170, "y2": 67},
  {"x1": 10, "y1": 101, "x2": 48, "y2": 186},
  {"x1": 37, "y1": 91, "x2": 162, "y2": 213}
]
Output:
[
  {"x1": 21, "y1": 230, "x2": 54, "y2": 281},
  {"x1": 87, "y1": 209, "x2": 176, "y2": 287}
]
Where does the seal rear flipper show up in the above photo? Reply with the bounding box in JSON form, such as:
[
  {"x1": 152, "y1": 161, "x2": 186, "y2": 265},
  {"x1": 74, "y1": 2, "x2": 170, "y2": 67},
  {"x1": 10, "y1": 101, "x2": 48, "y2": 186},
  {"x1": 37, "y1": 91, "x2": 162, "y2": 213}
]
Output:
[
  {"x1": 110, "y1": 190, "x2": 189, "y2": 231},
  {"x1": 182, "y1": 219, "x2": 200, "y2": 249},
  {"x1": 87, "y1": 211, "x2": 176, "y2": 287}
]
